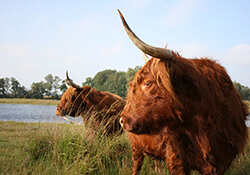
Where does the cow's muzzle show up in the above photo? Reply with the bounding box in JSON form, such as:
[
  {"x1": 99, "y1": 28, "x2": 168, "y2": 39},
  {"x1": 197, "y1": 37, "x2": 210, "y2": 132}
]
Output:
[
  {"x1": 56, "y1": 107, "x2": 61, "y2": 116},
  {"x1": 56, "y1": 107, "x2": 66, "y2": 116},
  {"x1": 119, "y1": 115, "x2": 139, "y2": 133},
  {"x1": 119, "y1": 117, "x2": 124, "y2": 128}
]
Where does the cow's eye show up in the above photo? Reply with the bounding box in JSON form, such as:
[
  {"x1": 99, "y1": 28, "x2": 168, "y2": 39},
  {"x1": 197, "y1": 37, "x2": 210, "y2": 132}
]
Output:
[{"x1": 144, "y1": 81, "x2": 152, "y2": 88}]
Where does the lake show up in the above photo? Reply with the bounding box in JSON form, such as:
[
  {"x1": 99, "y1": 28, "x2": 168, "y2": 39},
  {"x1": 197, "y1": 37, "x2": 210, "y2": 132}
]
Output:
[
  {"x1": 0, "y1": 104, "x2": 249, "y2": 126},
  {"x1": 0, "y1": 104, "x2": 82, "y2": 124}
]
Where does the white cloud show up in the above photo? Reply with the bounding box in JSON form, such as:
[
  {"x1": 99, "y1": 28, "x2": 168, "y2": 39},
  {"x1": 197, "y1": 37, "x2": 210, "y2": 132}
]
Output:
[
  {"x1": 100, "y1": 41, "x2": 122, "y2": 57},
  {"x1": 164, "y1": 0, "x2": 202, "y2": 26},
  {"x1": 220, "y1": 44, "x2": 250, "y2": 87},
  {"x1": 226, "y1": 44, "x2": 250, "y2": 65},
  {"x1": 178, "y1": 42, "x2": 206, "y2": 58}
]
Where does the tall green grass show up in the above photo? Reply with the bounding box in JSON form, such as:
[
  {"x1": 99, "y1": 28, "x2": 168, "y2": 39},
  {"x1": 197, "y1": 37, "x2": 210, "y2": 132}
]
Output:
[
  {"x1": 0, "y1": 121, "x2": 249, "y2": 175},
  {"x1": 26, "y1": 122, "x2": 165, "y2": 175}
]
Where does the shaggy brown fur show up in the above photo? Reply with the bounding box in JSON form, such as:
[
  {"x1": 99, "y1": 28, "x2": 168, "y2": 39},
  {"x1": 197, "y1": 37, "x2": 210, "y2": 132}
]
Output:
[
  {"x1": 56, "y1": 85, "x2": 126, "y2": 134},
  {"x1": 120, "y1": 52, "x2": 248, "y2": 175}
]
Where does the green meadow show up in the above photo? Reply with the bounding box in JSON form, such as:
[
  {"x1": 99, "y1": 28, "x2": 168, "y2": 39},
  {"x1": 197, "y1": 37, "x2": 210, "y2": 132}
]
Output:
[
  {"x1": 0, "y1": 121, "x2": 249, "y2": 175},
  {"x1": 0, "y1": 99, "x2": 249, "y2": 174}
]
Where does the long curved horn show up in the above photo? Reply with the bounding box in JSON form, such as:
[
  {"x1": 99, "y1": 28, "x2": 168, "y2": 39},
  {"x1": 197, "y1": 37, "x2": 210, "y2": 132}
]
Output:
[
  {"x1": 142, "y1": 52, "x2": 150, "y2": 62},
  {"x1": 117, "y1": 9, "x2": 173, "y2": 60},
  {"x1": 62, "y1": 116, "x2": 80, "y2": 125},
  {"x1": 65, "y1": 79, "x2": 70, "y2": 89},
  {"x1": 66, "y1": 71, "x2": 81, "y2": 89}
]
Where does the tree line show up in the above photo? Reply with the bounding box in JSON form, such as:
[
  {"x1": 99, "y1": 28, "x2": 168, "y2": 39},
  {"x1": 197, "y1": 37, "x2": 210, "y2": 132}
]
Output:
[
  {"x1": 0, "y1": 66, "x2": 249, "y2": 100},
  {"x1": 0, "y1": 74, "x2": 65, "y2": 99},
  {"x1": 233, "y1": 81, "x2": 250, "y2": 101},
  {"x1": 0, "y1": 66, "x2": 140, "y2": 100},
  {"x1": 82, "y1": 66, "x2": 141, "y2": 98}
]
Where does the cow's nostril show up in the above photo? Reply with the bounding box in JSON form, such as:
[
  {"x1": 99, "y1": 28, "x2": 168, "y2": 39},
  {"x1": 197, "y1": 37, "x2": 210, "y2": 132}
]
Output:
[
  {"x1": 56, "y1": 107, "x2": 61, "y2": 116},
  {"x1": 119, "y1": 117, "x2": 123, "y2": 125}
]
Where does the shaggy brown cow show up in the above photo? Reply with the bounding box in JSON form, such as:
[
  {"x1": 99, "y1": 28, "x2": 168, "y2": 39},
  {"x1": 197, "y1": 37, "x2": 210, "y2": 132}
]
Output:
[
  {"x1": 56, "y1": 71, "x2": 126, "y2": 134},
  {"x1": 118, "y1": 10, "x2": 248, "y2": 175}
]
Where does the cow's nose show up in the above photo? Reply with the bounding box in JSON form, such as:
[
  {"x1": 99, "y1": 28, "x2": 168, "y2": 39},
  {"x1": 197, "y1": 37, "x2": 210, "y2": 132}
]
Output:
[
  {"x1": 56, "y1": 107, "x2": 60, "y2": 115},
  {"x1": 119, "y1": 117, "x2": 124, "y2": 127},
  {"x1": 119, "y1": 115, "x2": 131, "y2": 131}
]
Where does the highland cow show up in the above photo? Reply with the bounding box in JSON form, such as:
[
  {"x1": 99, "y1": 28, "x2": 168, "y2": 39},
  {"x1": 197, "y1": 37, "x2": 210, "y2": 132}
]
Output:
[
  {"x1": 56, "y1": 71, "x2": 126, "y2": 134},
  {"x1": 118, "y1": 10, "x2": 248, "y2": 175}
]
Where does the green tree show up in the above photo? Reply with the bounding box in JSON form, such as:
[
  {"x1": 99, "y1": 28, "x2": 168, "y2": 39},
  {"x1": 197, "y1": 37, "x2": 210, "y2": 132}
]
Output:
[
  {"x1": 44, "y1": 74, "x2": 53, "y2": 96},
  {"x1": 102, "y1": 71, "x2": 127, "y2": 98},
  {"x1": 10, "y1": 77, "x2": 21, "y2": 97},
  {"x1": 91, "y1": 70, "x2": 117, "y2": 91},
  {"x1": 52, "y1": 76, "x2": 61, "y2": 99},
  {"x1": 8, "y1": 77, "x2": 28, "y2": 98},
  {"x1": 29, "y1": 81, "x2": 46, "y2": 99},
  {"x1": 60, "y1": 80, "x2": 67, "y2": 94},
  {"x1": 127, "y1": 66, "x2": 141, "y2": 82},
  {"x1": 4, "y1": 77, "x2": 11, "y2": 95},
  {"x1": 118, "y1": 72, "x2": 128, "y2": 97},
  {"x1": 0, "y1": 78, "x2": 6, "y2": 97},
  {"x1": 81, "y1": 66, "x2": 141, "y2": 98},
  {"x1": 17, "y1": 86, "x2": 28, "y2": 98},
  {"x1": 43, "y1": 74, "x2": 62, "y2": 99},
  {"x1": 233, "y1": 81, "x2": 250, "y2": 100},
  {"x1": 82, "y1": 77, "x2": 93, "y2": 86}
]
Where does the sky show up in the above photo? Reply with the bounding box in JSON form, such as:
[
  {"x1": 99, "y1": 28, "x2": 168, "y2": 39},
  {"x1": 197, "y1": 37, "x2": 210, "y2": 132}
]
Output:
[{"x1": 0, "y1": 0, "x2": 250, "y2": 88}]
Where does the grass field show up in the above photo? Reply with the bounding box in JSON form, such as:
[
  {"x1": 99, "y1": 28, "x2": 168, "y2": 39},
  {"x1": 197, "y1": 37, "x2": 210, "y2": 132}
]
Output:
[
  {"x1": 0, "y1": 98, "x2": 249, "y2": 174},
  {"x1": 0, "y1": 121, "x2": 249, "y2": 175},
  {"x1": 0, "y1": 98, "x2": 60, "y2": 105}
]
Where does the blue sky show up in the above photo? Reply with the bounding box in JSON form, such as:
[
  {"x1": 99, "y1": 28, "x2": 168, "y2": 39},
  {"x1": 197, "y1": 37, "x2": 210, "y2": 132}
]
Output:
[{"x1": 0, "y1": 0, "x2": 250, "y2": 88}]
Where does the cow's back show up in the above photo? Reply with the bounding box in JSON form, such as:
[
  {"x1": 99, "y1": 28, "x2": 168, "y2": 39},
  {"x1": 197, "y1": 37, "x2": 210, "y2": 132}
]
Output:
[{"x1": 84, "y1": 89, "x2": 126, "y2": 134}]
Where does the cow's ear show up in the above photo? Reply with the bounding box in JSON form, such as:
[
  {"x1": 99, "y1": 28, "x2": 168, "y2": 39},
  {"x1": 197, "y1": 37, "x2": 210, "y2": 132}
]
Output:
[
  {"x1": 79, "y1": 86, "x2": 92, "y2": 102},
  {"x1": 81, "y1": 85, "x2": 91, "y2": 93},
  {"x1": 82, "y1": 86, "x2": 95, "y2": 106},
  {"x1": 72, "y1": 88, "x2": 80, "y2": 94}
]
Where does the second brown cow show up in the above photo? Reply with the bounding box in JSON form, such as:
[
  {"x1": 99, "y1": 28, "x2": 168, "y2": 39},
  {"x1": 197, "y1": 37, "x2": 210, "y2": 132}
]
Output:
[{"x1": 56, "y1": 71, "x2": 126, "y2": 134}]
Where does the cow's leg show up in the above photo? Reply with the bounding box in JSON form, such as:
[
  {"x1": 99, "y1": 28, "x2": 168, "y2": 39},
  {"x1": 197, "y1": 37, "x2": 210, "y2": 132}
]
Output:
[
  {"x1": 154, "y1": 160, "x2": 163, "y2": 174},
  {"x1": 202, "y1": 163, "x2": 217, "y2": 175},
  {"x1": 131, "y1": 146, "x2": 144, "y2": 175},
  {"x1": 165, "y1": 143, "x2": 190, "y2": 175}
]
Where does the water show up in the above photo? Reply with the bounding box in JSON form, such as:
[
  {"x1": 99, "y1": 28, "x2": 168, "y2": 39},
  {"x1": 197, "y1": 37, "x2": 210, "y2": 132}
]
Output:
[
  {"x1": 0, "y1": 104, "x2": 82, "y2": 124},
  {"x1": 0, "y1": 104, "x2": 249, "y2": 126}
]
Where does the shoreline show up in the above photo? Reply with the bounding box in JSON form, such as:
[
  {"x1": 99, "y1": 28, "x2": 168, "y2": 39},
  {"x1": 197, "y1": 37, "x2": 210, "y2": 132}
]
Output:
[{"x1": 0, "y1": 98, "x2": 60, "y2": 106}]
